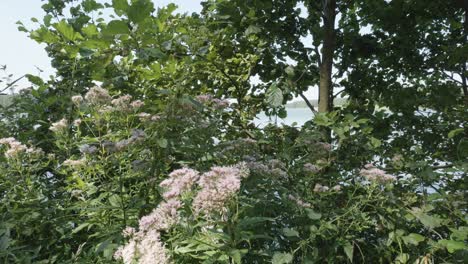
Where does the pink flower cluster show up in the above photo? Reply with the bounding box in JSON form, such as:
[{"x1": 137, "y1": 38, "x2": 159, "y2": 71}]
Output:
[
  {"x1": 115, "y1": 198, "x2": 180, "y2": 263},
  {"x1": 246, "y1": 159, "x2": 287, "y2": 179},
  {"x1": 359, "y1": 164, "x2": 396, "y2": 183},
  {"x1": 115, "y1": 164, "x2": 249, "y2": 263},
  {"x1": 313, "y1": 183, "x2": 342, "y2": 193},
  {"x1": 303, "y1": 163, "x2": 319, "y2": 173},
  {"x1": 288, "y1": 194, "x2": 311, "y2": 208},
  {"x1": 63, "y1": 158, "x2": 86, "y2": 167},
  {"x1": 84, "y1": 86, "x2": 111, "y2": 105},
  {"x1": 195, "y1": 94, "x2": 230, "y2": 109},
  {"x1": 0, "y1": 137, "x2": 43, "y2": 159},
  {"x1": 49, "y1": 118, "x2": 68, "y2": 133},
  {"x1": 160, "y1": 168, "x2": 200, "y2": 199},
  {"x1": 114, "y1": 229, "x2": 170, "y2": 264},
  {"x1": 192, "y1": 165, "x2": 248, "y2": 214},
  {"x1": 137, "y1": 112, "x2": 161, "y2": 122}
]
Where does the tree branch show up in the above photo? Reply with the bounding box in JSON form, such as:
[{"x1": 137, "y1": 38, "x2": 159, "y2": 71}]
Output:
[{"x1": 299, "y1": 92, "x2": 318, "y2": 114}]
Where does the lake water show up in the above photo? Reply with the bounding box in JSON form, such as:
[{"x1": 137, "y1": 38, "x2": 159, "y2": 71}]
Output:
[{"x1": 254, "y1": 108, "x2": 314, "y2": 127}]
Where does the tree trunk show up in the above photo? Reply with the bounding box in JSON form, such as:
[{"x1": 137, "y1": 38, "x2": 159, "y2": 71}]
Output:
[
  {"x1": 462, "y1": 7, "x2": 468, "y2": 103},
  {"x1": 318, "y1": 0, "x2": 336, "y2": 113}
]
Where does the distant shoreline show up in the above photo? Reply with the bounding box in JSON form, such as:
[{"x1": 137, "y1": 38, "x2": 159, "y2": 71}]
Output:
[{"x1": 286, "y1": 98, "x2": 347, "y2": 108}]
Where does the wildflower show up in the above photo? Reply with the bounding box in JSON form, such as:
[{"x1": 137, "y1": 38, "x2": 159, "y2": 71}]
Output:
[
  {"x1": 79, "y1": 144, "x2": 98, "y2": 155},
  {"x1": 159, "y1": 168, "x2": 200, "y2": 199},
  {"x1": 317, "y1": 142, "x2": 332, "y2": 151},
  {"x1": 331, "y1": 185, "x2": 342, "y2": 192},
  {"x1": 192, "y1": 165, "x2": 246, "y2": 214},
  {"x1": 73, "y1": 119, "x2": 82, "y2": 126},
  {"x1": 98, "y1": 105, "x2": 114, "y2": 114},
  {"x1": 138, "y1": 199, "x2": 182, "y2": 232},
  {"x1": 84, "y1": 86, "x2": 111, "y2": 105},
  {"x1": 63, "y1": 158, "x2": 86, "y2": 167},
  {"x1": 288, "y1": 194, "x2": 312, "y2": 208},
  {"x1": 196, "y1": 94, "x2": 213, "y2": 103},
  {"x1": 304, "y1": 163, "x2": 319, "y2": 173},
  {"x1": 111, "y1": 94, "x2": 133, "y2": 112},
  {"x1": 71, "y1": 95, "x2": 83, "y2": 105},
  {"x1": 130, "y1": 100, "x2": 145, "y2": 110},
  {"x1": 0, "y1": 137, "x2": 16, "y2": 145},
  {"x1": 359, "y1": 164, "x2": 396, "y2": 183},
  {"x1": 212, "y1": 98, "x2": 230, "y2": 109},
  {"x1": 50, "y1": 118, "x2": 68, "y2": 133},
  {"x1": 313, "y1": 183, "x2": 329, "y2": 193},
  {"x1": 151, "y1": 115, "x2": 161, "y2": 121},
  {"x1": 0, "y1": 138, "x2": 39, "y2": 158},
  {"x1": 137, "y1": 112, "x2": 151, "y2": 121},
  {"x1": 122, "y1": 227, "x2": 136, "y2": 238},
  {"x1": 136, "y1": 230, "x2": 171, "y2": 264}
]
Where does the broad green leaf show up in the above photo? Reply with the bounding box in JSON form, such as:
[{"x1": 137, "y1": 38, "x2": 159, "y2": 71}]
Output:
[
  {"x1": 54, "y1": 20, "x2": 82, "y2": 41},
  {"x1": 402, "y1": 233, "x2": 425, "y2": 246},
  {"x1": 82, "y1": 24, "x2": 99, "y2": 37},
  {"x1": 438, "y1": 239, "x2": 466, "y2": 253},
  {"x1": 82, "y1": 0, "x2": 104, "y2": 12},
  {"x1": 157, "y1": 138, "x2": 168, "y2": 148},
  {"x1": 127, "y1": 0, "x2": 154, "y2": 23},
  {"x1": 285, "y1": 66, "x2": 295, "y2": 77},
  {"x1": 395, "y1": 253, "x2": 409, "y2": 263},
  {"x1": 266, "y1": 82, "x2": 283, "y2": 108},
  {"x1": 112, "y1": 0, "x2": 129, "y2": 13},
  {"x1": 448, "y1": 128, "x2": 464, "y2": 138},
  {"x1": 282, "y1": 228, "x2": 299, "y2": 237},
  {"x1": 306, "y1": 209, "x2": 322, "y2": 220},
  {"x1": 104, "y1": 20, "x2": 130, "y2": 35},
  {"x1": 245, "y1": 25, "x2": 261, "y2": 36},
  {"x1": 272, "y1": 252, "x2": 293, "y2": 264},
  {"x1": 370, "y1": 137, "x2": 381, "y2": 148},
  {"x1": 108, "y1": 194, "x2": 122, "y2": 207},
  {"x1": 343, "y1": 242, "x2": 354, "y2": 263}
]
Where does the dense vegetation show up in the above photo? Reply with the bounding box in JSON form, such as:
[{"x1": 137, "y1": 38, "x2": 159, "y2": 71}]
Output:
[{"x1": 0, "y1": 0, "x2": 466, "y2": 263}]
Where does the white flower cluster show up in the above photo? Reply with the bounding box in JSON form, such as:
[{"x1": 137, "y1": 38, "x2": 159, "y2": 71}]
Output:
[{"x1": 0, "y1": 137, "x2": 44, "y2": 159}]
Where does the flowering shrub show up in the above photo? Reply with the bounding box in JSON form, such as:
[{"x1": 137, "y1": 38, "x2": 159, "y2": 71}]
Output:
[{"x1": 0, "y1": 85, "x2": 466, "y2": 263}]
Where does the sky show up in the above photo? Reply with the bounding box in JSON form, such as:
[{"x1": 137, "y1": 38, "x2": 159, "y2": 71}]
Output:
[{"x1": 0, "y1": 0, "x2": 316, "y2": 100}]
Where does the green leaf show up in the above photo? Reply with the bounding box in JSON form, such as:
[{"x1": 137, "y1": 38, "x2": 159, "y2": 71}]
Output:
[
  {"x1": 108, "y1": 194, "x2": 122, "y2": 207},
  {"x1": 54, "y1": 20, "x2": 82, "y2": 41},
  {"x1": 272, "y1": 252, "x2": 293, "y2": 264},
  {"x1": 157, "y1": 138, "x2": 168, "y2": 148},
  {"x1": 438, "y1": 239, "x2": 466, "y2": 253},
  {"x1": 282, "y1": 228, "x2": 299, "y2": 237},
  {"x1": 370, "y1": 137, "x2": 381, "y2": 148},
  {"x1": 82, "y1": 24, "x2": 98, "y2": 37},
  {"x1": 395, "y1": 253, "x2": 409, "y2": 264},
  {"x1": 104, "y1": 20, "x2": 129, "y2": 35},
  {"x1": 416, "y1": 213, "x2": 443, "y2": 229},
  {"x1": 266, "y1": 82, "x2": 283, "y2": 108},
  {"x1": 127, "y1": 0, "x2": 154, "y2": 23},
  {"x1": 245, "y1": 25, "x2": 261, "y2": 36},
  {"x1": 26, "y1": 74, "x2": 44, "y2": 86},
  {"x1": 112, "y1": 0, "x2": 129, "y2": 13},
  {"x1": 285, "y1": 66, "x2": 295, "y2": 77},
  {"x1": 448, "y1": 128, "x2": 464, "y2": 138},
  {"x1": 82, "y1": 0, "x2": 104, "y2": 12},
  {"x1": 314, "y1": 113, "x2": 333, "y2": 126},
  {"x1": 72, "y1": 223, "x2": 90, "y2": 234},
  {"x1": 306, "y1": 209, "x2": 322, "y2": 220},
  {"x1": 402, "y1": 233, "x2": 425, "y2": 246},
  {"x1": 343, "y1": 242, "x2": 354, "y2": 263}
]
